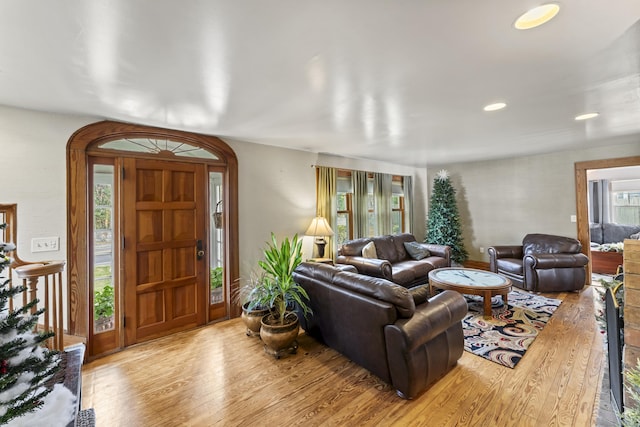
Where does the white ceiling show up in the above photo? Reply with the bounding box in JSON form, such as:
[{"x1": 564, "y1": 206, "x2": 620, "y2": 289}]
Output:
[{"x1": 1, "y1": 1, "x2": 639, "y2": 167}]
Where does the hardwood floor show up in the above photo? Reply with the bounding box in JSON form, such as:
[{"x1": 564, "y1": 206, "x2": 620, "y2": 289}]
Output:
[{"x1": 81, "y1": 285, "x2": 605, "y2": 426}]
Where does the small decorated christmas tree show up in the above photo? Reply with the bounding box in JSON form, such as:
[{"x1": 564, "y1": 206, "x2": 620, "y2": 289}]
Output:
[
  {"x1": 425, "y1": 170, "x2": 469, "y2": 265},
  {"x1": 0, "y1": 223, "x2": 75, "y2": 425}
]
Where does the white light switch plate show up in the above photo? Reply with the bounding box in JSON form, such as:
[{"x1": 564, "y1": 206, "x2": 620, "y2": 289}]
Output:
[{"x1": 31, "y1": 237, "x2": 59, "y2": 252}]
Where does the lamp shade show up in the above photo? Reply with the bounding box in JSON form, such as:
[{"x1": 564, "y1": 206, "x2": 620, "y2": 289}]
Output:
[{"x1": 305, "y1": 216, "x2": 334, "y2": 237}]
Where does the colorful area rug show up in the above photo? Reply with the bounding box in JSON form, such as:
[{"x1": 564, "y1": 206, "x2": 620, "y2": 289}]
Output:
[{"x1": 462, "y1": 291, "x2": 562, "y2": 369}]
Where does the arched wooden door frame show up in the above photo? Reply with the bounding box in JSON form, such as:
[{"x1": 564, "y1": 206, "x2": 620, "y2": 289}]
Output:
[
  {"x1": 575, "y1": 155, "x2": 640, "y2": 281},
  {"x1": 67, "y1": 120, "x2": 240, "y2": 338}
]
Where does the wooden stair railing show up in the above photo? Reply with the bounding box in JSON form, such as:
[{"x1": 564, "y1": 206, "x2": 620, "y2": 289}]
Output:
[
  {"x1": 12, "y1": 260, "x2": 66, "y2": 351},
  {"x1": 2, "y1": 204, "x2": 73, "y2": 352}
]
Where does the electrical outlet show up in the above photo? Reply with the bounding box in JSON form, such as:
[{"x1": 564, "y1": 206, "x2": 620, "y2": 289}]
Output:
[
  {"x1": 31, "y1": 237, "x2": 59, "y2": 253},
  {"x1": 570, "y1": 215, "x2": 577, "y2": 223},
  {"x1": 479, "y1": 247, "x2": 485, "y2": 254}
]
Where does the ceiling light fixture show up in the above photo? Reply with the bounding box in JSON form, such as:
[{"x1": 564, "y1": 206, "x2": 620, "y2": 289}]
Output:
[
  {"x1": 483, "y1": 102, "x2": 507, "y2": 112},
  {"x1": 575, "y1": 112, "x2": 599, "y2": 121},
  {"x1": 514, "y1": 4, "x2": 560, "y2": 30}
]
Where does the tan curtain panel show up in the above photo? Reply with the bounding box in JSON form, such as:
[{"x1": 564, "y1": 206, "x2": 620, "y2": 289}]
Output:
[{"x1": 316, "y1": 166, "x2": 337, "y2": 259}]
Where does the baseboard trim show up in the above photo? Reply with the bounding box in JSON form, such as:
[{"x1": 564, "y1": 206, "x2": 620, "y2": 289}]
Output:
[{"x1": 462, "y1": 260, "x2": 490, "y2": 271}]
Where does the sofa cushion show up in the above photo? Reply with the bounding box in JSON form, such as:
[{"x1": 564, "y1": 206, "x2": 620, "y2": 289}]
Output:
[
  {"x1": 603, "y1": 223, "x2": 640, "y2": 244},
  {"x1": 332, "y1": 270, "x2": 415, "y2": 317},
  {"x1": 392, "y1": 233, "x2": 416, "y2": 260},
  {"x1": 390, "y1": 262, "x2": 419, "y2": 286},
  {"x1": 295, "y1": 262, "x2": 416, "y2": 317},
  {"x1": 522, "y1": 233, "x2": 581, "y2": 255},
  {"x1": 589, "y1": 223, "x2": 604, "y2": 245},
  {"x1": 394, "y1": 260, "x2": 432, "y2": 280},
  {"x1": 496, "y1": 258, "x2": 524, "y2": 275},
  {"x1": 372, "y1": 235, "x2": 401, "y2": 263},
  {"x1": 339, "y1": 237, "x2": 371, "y2": 257},
  {"x1": 362, "y1": 241, "x2": 378, "y2": 258},
  {"x1": 403, "y1": 241, "x2": 431, "y2": 260}
]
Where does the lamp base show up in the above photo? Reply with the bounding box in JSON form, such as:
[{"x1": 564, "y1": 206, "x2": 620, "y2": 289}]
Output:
[{"x1": 315, "y1": 238, "x2": 327, "y2": 258}]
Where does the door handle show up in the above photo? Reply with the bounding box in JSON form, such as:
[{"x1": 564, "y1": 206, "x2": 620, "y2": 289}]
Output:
[{"x1": 197, "y1": 240, "x2": 205, "y2": 260}]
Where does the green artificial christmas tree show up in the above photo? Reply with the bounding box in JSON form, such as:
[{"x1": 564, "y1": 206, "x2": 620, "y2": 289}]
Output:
[
  {"x1": 425, "y1": 170, "x2": 469, "y2": 265},
  {"x1": 0, "y1": 223, "x2": 73, "y2": 425}
]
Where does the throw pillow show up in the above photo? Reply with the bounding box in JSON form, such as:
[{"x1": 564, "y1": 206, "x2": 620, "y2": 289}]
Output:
[
  {"x1": 631, "y1": 232, "x2": 640, "y2": 240},
  {"x1": 403, "y1": 241, "x2": 431, "y2": 260},
  {"x1": 362, "y1": 241, "x2": 377, "y2": 259}
]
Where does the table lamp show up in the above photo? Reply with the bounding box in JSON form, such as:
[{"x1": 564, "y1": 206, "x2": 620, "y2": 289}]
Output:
[{"x1": 305, "y1": 216, "x2": 334, "y2": 258}]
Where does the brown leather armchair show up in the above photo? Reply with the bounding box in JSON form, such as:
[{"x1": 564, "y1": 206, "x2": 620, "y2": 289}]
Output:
[{"x1": 488, "y1": 233, "x2": 589, "y2": 292}]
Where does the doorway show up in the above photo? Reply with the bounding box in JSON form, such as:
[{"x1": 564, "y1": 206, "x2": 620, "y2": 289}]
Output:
[
  {"x1": 574, "y1": 155, "x2": 640, "y2": 280},
  {"x1": 68, "y1": 121, "x2": 240, "y2": 358}
]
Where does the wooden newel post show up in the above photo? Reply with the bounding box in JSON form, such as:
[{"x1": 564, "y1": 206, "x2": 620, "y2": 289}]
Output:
[{"x1": 13, "y1": 261, "x2": 66, "y2": 350}]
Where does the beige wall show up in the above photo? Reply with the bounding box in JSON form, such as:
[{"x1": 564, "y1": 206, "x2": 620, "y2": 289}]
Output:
[
  {"x1": 429, "y1": 142, "x2": 640, "y2": 263},
  {"x1": 0, "y1": 105, "x2": 94, "y2": 263},
  {"x1": 7, "y1": 103, "x2": 636, "y2": 309}
]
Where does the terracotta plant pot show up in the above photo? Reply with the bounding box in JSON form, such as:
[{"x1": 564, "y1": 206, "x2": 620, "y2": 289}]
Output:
[
  {"x1": 260, "y1": 312, "x2": 299, "y2": 358},
  {"x1": 241, "y1": 302, "x2": 269, "y2": 337}
]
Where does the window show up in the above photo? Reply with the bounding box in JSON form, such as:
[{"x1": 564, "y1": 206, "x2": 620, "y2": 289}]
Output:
[
  {"x1": 336, "y1": 192, "x2": 353, "y2": 246},
  {"x1": 92, "y1": 163, "x2": 115, "y2": 334},
  {"x1": 391, "y1": 194, "x2": 405, "y2": 234},
  {"x1": 333, "y1": 169, "x2": 408, "y2": 245},
  {"x1": 391, "y1": 175, "x2": 405, "y2": 234},
  {"x1": 98, "y1": 138, "x2": 219, "y2": 159},
  {"x1": 610, "y1": 179, "x2": 640, "y2": 225},
  {"x1": 612, "y1": 190, "x2": 640, "y2": 225}
]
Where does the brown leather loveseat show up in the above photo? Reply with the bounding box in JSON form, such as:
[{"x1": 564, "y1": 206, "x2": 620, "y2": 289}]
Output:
[
  {"x1": 335, "y1": 233, "x2": 451, "y2": 288},
  {"x1": 488, "y1": 233, "x2": 589, "y2": 292},
  {"x1": 293, "y1": 262, "x2": 467, "y2": 399}
]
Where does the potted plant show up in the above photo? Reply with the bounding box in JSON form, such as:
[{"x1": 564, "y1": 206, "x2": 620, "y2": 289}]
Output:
[
  {"x1": 210, "y1": 266, "x2": 223, "y2": 304},
  {"x1": 248, "y1": 233, "x2": 311, "y2": 358},
  {"x1": 237, "y1": 272, "x2": 270, "y2": 337},
  {"x1": 94, "y1": 284, "x2": 115, "y2": 332}
]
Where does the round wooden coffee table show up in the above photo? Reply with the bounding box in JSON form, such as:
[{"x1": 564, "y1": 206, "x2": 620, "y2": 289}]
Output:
[{"x1": 428, "y1": 267, "x2": 512, "y2": 319}]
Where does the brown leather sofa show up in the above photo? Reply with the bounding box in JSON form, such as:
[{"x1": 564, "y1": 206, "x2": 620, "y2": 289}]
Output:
[
  {"x1": 335, "y1": 233, "x2": 451, "y2": 288},
  {"x1": 293, "y1": 262, "x2": 467, "y2": 399},
  {"x1": 488, "y1": 233, "x2": 589, "y2": 292}
]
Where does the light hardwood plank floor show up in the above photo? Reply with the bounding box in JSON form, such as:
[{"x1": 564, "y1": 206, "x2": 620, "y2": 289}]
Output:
[{"x1": 81, "y1": 285, "x2": 605, "y2": 426}]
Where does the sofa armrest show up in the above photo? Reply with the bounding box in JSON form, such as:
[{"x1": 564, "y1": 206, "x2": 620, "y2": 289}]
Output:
[
  {"x1": 421, "y1": 244, "x2": 451, "y2": 266},
  {"x1": 488, "y1": 245, "x2": 523, "y2": 259},
  {"x1": 524, "y1": 253, "x2": 589, "y2": 269},
  {"x1": 488, "y1": 245, "x2": 523, "y2": 272},
  {"x1": 386, "y1": 290, "x2": 467, "y2": 352},
  {"x1": 335, "y1": 255, "x2": 393, "y2": 281},
  {"x1": 384, "y1": 290, "x2": 467, "y2": 398}
]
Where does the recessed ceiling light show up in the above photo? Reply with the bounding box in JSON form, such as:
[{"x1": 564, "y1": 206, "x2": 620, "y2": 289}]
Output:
[
  {"x1": 575, "y1": 112, "x2": 599, "y2": 121},
  {"x1": 483, "y1": 102, "x2": 507, "y2": 112},
  {"x1": 514, "y1": 4, "x2": 560, "y2": 30}
]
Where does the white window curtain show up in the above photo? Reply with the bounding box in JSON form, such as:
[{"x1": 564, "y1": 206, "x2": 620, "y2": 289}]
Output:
[
  {"x1": 352, "y1": 170, "x2": 369, "y2": 238},
  {"x1": 374, "y1": 173, "x2": 392, "y2": 235},
  {"x1": 316, "y1": 167, "x2": 337, "y2": 258}
]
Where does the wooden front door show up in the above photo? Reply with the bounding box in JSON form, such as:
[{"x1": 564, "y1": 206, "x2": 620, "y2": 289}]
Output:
[{"x1": 123, "y1": 158, "x2": 207, "y2": 345}]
